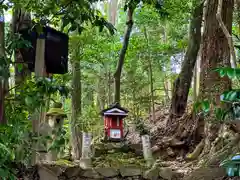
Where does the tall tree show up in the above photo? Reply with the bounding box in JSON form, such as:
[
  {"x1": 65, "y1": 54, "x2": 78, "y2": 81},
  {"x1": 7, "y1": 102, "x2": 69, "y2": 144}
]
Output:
[
  {"x1": 114, "y1": 7, "x2": 134, "y2": 103},
  {"x1": 170, "y1": 0, "x2": 203, "y2": 118},
  {"x1": 71, "y1": 44, "x2": 82, "y2": 160},
  {"x1": 0, "y1": 10, "x2": 6, "y2": 124}
]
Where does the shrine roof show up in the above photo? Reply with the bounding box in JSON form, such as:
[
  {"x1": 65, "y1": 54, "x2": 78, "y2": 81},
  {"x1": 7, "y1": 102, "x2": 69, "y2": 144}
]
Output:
[{"x1": 100, "y1": 103, "x2": 129, "y2": 116}]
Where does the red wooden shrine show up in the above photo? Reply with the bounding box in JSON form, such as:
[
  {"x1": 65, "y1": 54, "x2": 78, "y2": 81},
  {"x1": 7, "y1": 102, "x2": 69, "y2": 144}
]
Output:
[{"x1": 101, "y1": 103, "x2": 128, "y2": 141}]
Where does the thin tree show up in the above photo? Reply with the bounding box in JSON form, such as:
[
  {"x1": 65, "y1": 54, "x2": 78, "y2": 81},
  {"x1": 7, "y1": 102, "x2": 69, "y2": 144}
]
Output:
[
  {"x1": 114, "y1": 7, "x2": 134, "y2": 103},
  {"x1": 169, "y1": 0, "x2": 203, "y2": 118},
  {"x1": 143, "y1": 26, "x2": 156, "y2": 122},
  {"x1": 0, "y1": 10, "x2": 6, "y2": 124},
  {"x1": 71, "y1": 46, "x2": 82, "y2": 160}
]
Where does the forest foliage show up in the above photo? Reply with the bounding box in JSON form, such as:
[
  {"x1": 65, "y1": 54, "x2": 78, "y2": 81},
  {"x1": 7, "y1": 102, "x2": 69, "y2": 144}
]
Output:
[{"x1": 2, "y1": 0, "x2": 240, "y2": 179}]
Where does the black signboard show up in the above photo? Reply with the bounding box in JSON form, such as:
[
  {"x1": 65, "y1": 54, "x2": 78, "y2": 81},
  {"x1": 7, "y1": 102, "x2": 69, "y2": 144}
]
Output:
[{"x1": 19, "y1": 26, "x2": 69, "y2": 74}]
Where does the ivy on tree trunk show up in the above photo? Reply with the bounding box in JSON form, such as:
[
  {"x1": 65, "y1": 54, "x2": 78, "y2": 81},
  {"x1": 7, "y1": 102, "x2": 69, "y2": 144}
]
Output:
[
  {"x1": 71, "y1": 55, "x2": 82, "y2": 160},
  {"x1": 12, "y1": 9, "x2": 31, "y2": 86}
]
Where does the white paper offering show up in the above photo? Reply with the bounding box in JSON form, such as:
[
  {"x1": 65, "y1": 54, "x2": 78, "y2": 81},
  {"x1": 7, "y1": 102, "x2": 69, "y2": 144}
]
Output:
[{"x1": 110, "y1": 129, "x2": 121, "y2": 139}]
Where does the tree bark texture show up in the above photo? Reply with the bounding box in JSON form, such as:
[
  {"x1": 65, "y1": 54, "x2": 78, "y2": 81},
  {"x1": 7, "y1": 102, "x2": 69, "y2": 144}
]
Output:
[
  {"x1": 200, "y1": 0, "x2": 232, "y2": 102},
  {"x1": 199, "y1": 0, "x2": 233, "y2": 157},
  {"x1": 170, "y1": 1, "x2": 203, "y2": 118},
  {"x1": 216, "y1": 0, "x2": 236, "y2": 68},
  {"x1": 0, "y1": 11, "x2": 6, "y2": 124},
  {"x1": 114, "y1": 8, "x2": 133, "y2": 104},
  {"x1": 12, "y1": 8, "x2": 31, "y2": 85},
  {"x1": 71, "y1": 59, "x2": 82, "y2": 160}
]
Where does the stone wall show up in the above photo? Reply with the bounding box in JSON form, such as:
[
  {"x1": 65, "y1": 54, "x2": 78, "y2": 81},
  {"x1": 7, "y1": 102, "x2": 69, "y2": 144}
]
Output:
[{"x1": 20, "y1": 164, "x2": 182, "y2": 180}]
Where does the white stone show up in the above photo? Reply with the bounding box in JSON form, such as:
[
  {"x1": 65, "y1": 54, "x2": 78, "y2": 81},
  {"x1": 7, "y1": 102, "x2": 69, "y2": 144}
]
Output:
[
  {"x1": 141, "y1": 135, "x2": 154, "y2": 167},
  {"x1": 79, "y1": 132, "x2": 92, "y2": 169}
]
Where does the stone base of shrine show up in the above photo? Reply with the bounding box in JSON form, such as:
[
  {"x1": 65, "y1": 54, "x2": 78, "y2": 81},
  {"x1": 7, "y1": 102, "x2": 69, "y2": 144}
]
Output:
[{"x1": 15, "y1": 162, "x2": 183, "y2": 180}]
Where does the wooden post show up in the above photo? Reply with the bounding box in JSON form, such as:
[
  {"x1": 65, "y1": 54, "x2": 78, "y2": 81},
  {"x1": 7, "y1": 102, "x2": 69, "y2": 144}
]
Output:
[
  {"x1": 79, "y1": 132, "x2": 92, "y2": 169},
  {"x1": 141, "y1": 134, "x2": 154, "y2": 167},
  {"x1": 32, "y1": 35, "x2": 47, "y2": 164},
  {"x1": 34, "y1": 38, "x2": 46, "y2": 76}
]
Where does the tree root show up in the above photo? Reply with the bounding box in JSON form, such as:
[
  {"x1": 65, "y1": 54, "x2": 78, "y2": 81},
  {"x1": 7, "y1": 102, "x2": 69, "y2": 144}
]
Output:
[
  {"x1": 186, "y1": 139, "x2": 204, "y2": 160},
  {"x1": 199, "y1": 134, "x2": 240, "y2": 167}
]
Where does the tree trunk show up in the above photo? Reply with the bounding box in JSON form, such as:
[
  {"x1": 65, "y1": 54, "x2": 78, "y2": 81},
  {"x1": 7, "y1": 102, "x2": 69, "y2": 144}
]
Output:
[
  {"x1": 108, "y1": 0, "x2": 118, "y2": 26},
  {"x1": 0, "y1": 11, "x2": 6, "y2": 124},
  {"x1": 107, "y1": 71, "x2": 113, "y2": 105},
  {"x1": 98, "y1": 74, "x2": 106, "y2": 110},
  {"x1": 114, "y1": 8, "x2": 133, "y2": 103},
  {"x1": 162, "y1": 25, "x2": 171, "y2": 103},
  {"x1": 193, "y1": 49, "x2": 201, "y2": 102},
  {"x1": 194, "y1": 49, "x2": 202, "y2": 102},
  {"x1": 143, "y1": 27, "x2": 156, "y2": 122},
  {"x1": 193, "y1": 64, "x2": 197, "y2": 102},
  {"x1": 198, "y1": 0, "x2": 233, "y2": 158},
  {"x1": 200, "y1": 0, "x2": 232, "y2": 104},
  {"x1": 170, "y1": 1, "x2": 203, "y2": 118},
  {"x1": 12, "y1": 8, "x2": 31, "y2": 86},
  {"x1": 71, "y1": 59, "x2": 82, "y2": 160},
  {"x1": 106, "y1": 0, "x2": 118, "y2": 105},
  {"x1": 216, "y1": 0, "x2": 236, "y2": 68},
  {"x1": 164, "y1": 76, "x2": 171, "y2": 102},
  {"x1": 237, "y1": 0, "x2": 240, "y2": 63},
  {"x1": 237, "y1": 0, "x2": 240, "y2": 37}
]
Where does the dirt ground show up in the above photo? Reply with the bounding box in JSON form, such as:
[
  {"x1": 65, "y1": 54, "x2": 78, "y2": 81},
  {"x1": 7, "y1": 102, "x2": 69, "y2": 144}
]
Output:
[{"x1": 127, "y1": 103, "x2": 240, "y2": 179}]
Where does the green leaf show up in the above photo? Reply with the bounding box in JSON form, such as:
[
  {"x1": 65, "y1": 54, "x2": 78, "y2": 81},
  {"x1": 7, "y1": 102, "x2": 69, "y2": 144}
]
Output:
[
  {"x1": 58, "y1": 137, "x2": 65, "y2": 145},
  {"x1": 214, "y1": 107, "x2": 224, "y2": 121},
  {"x1": 201, "y1": 100, "x2": 210, "y2": 113},
  {"x1": 77, "y1": 26, "x2": 85, "y2": 34},
  {"x1": 99, "y1": 24, "x2": 104, "y2": 32},
  {"x1": 124, "y1": 4, "x2": 128, "y2": 11},
  {"x1": 25, "y1": 96, "x2": 33, "y2": 106},
  {"x1": 235, "y1": 69, "x2": 240, "y2": 78},
  {"x1": 220, "y1": 158, "x2": 232, "y2": 167},
  {"x1": 62, "y1": 17, "x2": 70, "y2": 29},
  {"x1": 17, "y1": 64, "x2": 23, "y2": 73},
  {"x1": 219, "y1": 68, "x2": 225, "y2": 77},
  {"x1": 228, "y1": 91, "x2": 238, "y2": 101},
  {"x1": 0, "y1": 168, "x2": 9, "y2": 178},
  {"x1": 8, "y1": 173, "x2": 16, "y2": 180},
  {"x1": 193, "y1": 101, "x2": 201, "y2": 112},
  {"x1": 226, "y1": 68, "x2": 235, "y2": 79},
  {"x1": 221, "y1": 90, "x2": 239, "y2": 102},
  {"x1": 68, "y1": 24, "x2": 78, "y2": 32},
  {"x1": 35, "y1": 24, "x2": 44, "y2": 35},
  {"x1": 212, "y1": 67, "x2": 220, "y2": 72},
  {"x1": 0, "y1": 4, "x2": 9, "y2": 11}
]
